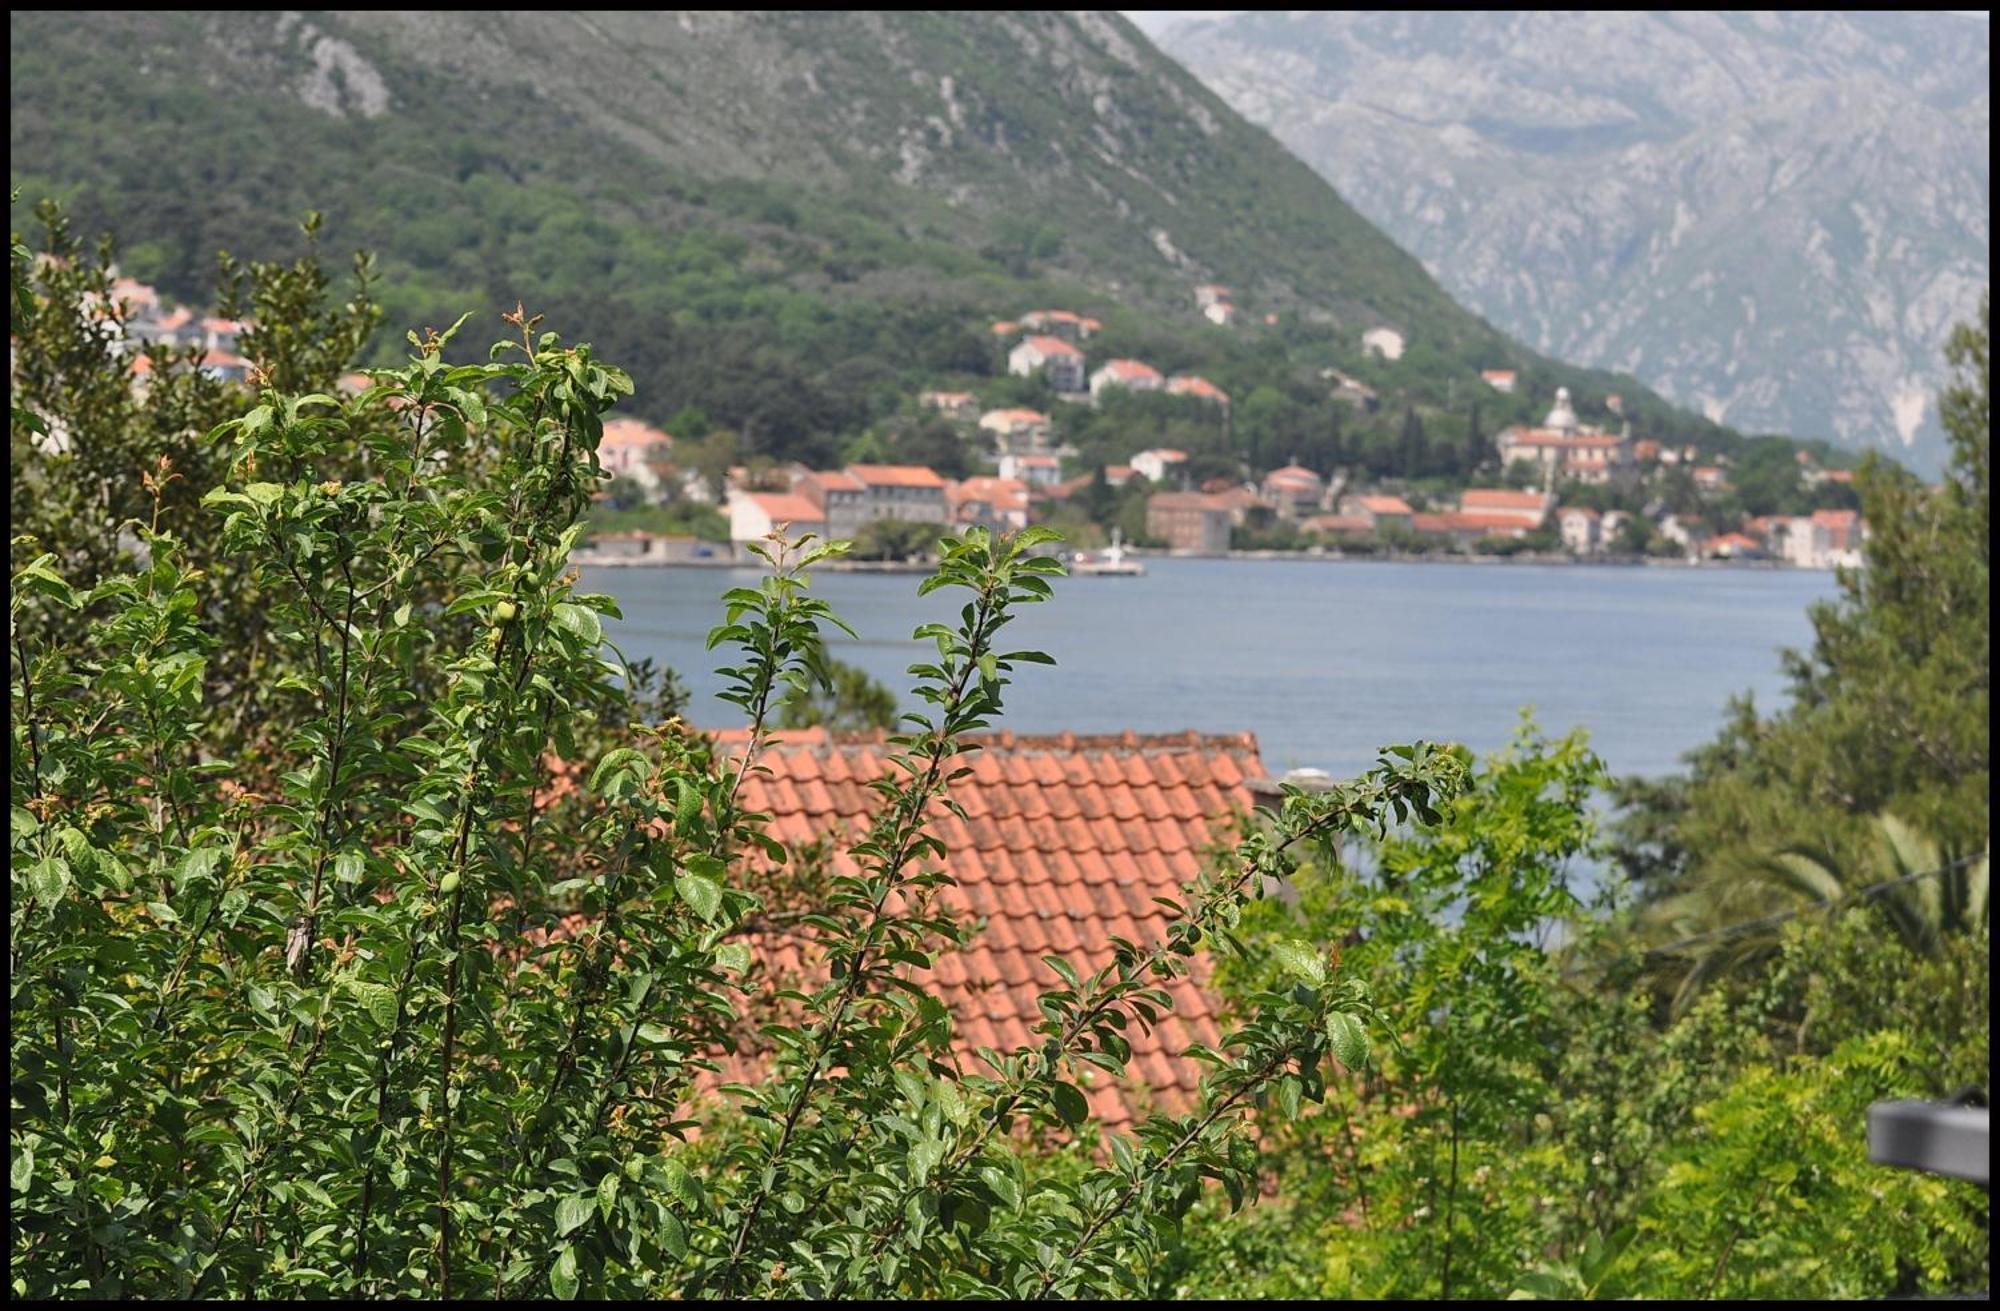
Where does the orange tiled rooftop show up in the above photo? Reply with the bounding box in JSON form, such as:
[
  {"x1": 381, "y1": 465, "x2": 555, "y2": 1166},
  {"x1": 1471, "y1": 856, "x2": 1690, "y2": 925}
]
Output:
[{"x1": 713, "y1": 727, "x2": 1269, "y2": 1125}]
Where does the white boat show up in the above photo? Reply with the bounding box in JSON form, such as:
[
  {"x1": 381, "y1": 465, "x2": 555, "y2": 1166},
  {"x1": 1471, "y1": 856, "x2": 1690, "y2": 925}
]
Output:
[{"x1": 1070, "y1": 527, "x2": 1146, "y2": 577}]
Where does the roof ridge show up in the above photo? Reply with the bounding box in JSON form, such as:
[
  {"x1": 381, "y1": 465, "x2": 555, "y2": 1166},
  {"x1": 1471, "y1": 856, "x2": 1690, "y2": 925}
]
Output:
[{"x1": 716, "y1": 725, "x2": 1264, "y2": 758}]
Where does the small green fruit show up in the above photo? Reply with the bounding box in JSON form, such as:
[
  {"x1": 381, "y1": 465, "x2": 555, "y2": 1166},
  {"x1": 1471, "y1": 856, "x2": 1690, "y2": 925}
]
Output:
[
  {"x1": 440, "y1": 871, "x2": 462, "y2": 893},
  {"x1": 493, "y1": 600, "x2": 518, "y2": 623}
]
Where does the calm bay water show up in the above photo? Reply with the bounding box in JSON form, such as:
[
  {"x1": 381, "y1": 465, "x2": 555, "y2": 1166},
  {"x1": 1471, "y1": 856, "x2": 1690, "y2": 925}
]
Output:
[{"x1": 579, "y1": 559, "x2": 1839, "y2": 783}]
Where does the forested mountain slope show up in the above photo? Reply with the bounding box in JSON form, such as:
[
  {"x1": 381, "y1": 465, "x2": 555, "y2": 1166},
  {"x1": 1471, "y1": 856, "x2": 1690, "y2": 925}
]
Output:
[{"x1": 14, "y1": 9, "x2": 1748, "y2": 465}]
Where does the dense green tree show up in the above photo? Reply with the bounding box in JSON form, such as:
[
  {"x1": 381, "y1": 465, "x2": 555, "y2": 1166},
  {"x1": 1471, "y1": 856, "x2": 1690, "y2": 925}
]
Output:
[
  {"x1": 1613, "y1": 297, "x2": 1990, "y2": 979},
  {"x1": 1398, "y1": 406, "x2": 1427, "y2": 479}
]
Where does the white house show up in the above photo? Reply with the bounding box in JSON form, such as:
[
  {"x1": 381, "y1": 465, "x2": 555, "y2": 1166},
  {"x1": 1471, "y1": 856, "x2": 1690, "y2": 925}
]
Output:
[
  {"x1": 997, "y1": 452, "x2": 1061, "y2": 488},
  {"x1": 728, "y1": 489, "x2": 828, "y2": 544},
  {"x1": 1089, "y1": 358, "x2": 1164, "y2": 401},
  {"x1": 1129, "y1": 447, "x2": 1189, "y2": 485},
  {"x1": 920, "y1": 390, "x2": 979, "y2": 424},
  {"x1": 597, "y1": 419, "x2": 675, "y2": 493},
  {"x1": 1480, "y1": 369, "x2": 1518, "y2": 394},
  {"x1": 1556, "y1": 506, "x2": 1601, "y2": 554},
  {"x1": 1203, "y1": 301, "x2": 1238, "y2": 326},
  {"x1": 1362, "y1": 327, "x2": 1405, "y2": 361},
  {"x1": 1008, "y1": 335, "x2": 1087, "y2": 393},
  {"x1": 978, "y1": 408, "x2": 1052, "y2": 455}
]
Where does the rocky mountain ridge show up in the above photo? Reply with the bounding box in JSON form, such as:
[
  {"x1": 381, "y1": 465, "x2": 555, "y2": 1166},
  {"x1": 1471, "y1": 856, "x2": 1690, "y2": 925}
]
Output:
[{"x1": 1158, "y1": 10, "x2": 1990, "y2": 471}]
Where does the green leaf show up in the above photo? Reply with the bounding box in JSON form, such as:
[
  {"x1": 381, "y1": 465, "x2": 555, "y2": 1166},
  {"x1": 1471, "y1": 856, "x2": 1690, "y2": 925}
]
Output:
[
  {"x1": 714, "y1": 942, "x2": 751, "y2": 974},
  {"x1": 978, "y1": 1164, "x2": 1020, "y2": 1209},
  {"x1": 1325, "y1": 1010, "x2": 1370, "y2": 1072},
  {"x1": 554, "y1": 1193, "x2": 593, "y2": 1237},
  {"x1": 596, "y1": 1171, "x2": 620, "y2": 1221},
  {"x1": 674, "y1": 871, "x2": 722, "y2": 922},
  {"x1": 657, "y1": 1207, "x2": 687, "y2": 1259},
  {"x1": 550, "y1": 1245, "x2": 578, "y2": 1299},
  {"x1": 659, "y1": 1157, "x2": 702, "y2": 1211},
  {"x1": 552, "y1": 602, "x2": 602, "y2": 645},
  {"x1": 29, "y1": 857, "x2": 70, "y2": 905},
  {"x1": 1051, "y1": 1081, "x2": 1089, "y2": 1126},
  {"x1": 244, "y1": 481, "x2": 285, "y2": 507},
  {"x1": 1271, "y1": 939, "x2": 1327, "y2": 986},
  {"x1": 345, "y1": 980, "x2": 398, "y2": 1030}
]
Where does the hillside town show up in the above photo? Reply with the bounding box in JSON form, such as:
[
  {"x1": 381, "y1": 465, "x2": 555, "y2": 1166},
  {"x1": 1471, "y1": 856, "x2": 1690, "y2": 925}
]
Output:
[{"x1": 84, "y1": 271, "x2": 1868, "y2": 571}]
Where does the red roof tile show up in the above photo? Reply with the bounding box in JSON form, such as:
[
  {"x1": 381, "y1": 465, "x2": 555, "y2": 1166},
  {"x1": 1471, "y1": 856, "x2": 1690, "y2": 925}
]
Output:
[
  {"x1": 1460, "y1": 489, "x2": 1550, "y2": 512},
  {"x1": 847, "y1": 463, "x2": 948, "y2": 489},
  {"x1": 713, "y1": 727, "x2": 1266, "y2": 1125},
  {"x1": 1017, "y1": 334, "x2": 1084, "y2": 359}
]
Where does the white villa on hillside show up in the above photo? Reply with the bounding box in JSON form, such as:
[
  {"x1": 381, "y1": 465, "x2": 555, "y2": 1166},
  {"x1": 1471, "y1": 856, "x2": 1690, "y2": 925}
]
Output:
[
  {"x1": 1008, "y1": 335, "x2": 1087, "y2": 393},
  {"x1": 1090, "y1": 358, "x2": 1164, "y2": 401},
  {"x1": 1129, "y1": 447, "x2": 1189, "y2": 485}
]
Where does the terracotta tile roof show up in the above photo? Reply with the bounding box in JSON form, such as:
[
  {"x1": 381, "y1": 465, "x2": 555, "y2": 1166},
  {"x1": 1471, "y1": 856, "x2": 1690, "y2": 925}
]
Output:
[
  {"x1": 201, "y1": 316, "x2": 247, "y2": 335},
  {"x1": 990, "y1": 320, "x2": 1020, "y2": 335},
  {"x1": 1811, "y1": 509, "x2": 1860, "y2": 528},
  {"x1": 847, "y1": 463, "x2": 948, "y2": 489},
  {"x1": 1263, "y1": 464, "x2": 1323, "y2": 485},
  {"x1": 1147, "y1": 491, "x2": 1229, "y2": 513},
  {"x1": 715, "y1": 727, "x2": 1267, "y2": 1124},
  {"x1": 1480, "y1": 369, "x2": 1517, "y2": 383},
  {"x1": 1460, "y1": 489, "x2": 1550, "y2": 512},
  {"x1": 1409, "y1": 513, "x2": 1455, "y2": 535},
  {"x1": 1300, "y1": 514, "x2": 1372, "y2": 535},
  {"x1": 1353, "y1": 495, "x2": 1414, "y2": 515},
  {"x1": 599, "y1": 417, "x2": 674, "y2": 449},
  {"x1": 1096, "y1": 359, "x2": 1162, "y2": 383},
  {"x1": 949, "y1": 476, "x2": 1030, "y2": 515},
  {"x1": 1503, "y1": 428, "x2": 1624, "y2": 450},
  {"x1": 1557, "y1": 505, "x2": 1601, "y2": 520},
  {"x1": 1018, "y1": 334, "x2": 1083, "y2": 359},
  {"x1": 800, "y1": 469, "x2": 865, "y2": 494},
  {"x1": 1167, "y1": 375, "x2": 1230, "y2": 403},
  {"x1": 979, "y1": 408, "x2": 1049, "y2": 430},
  {"x1": 1434, "y1": 511, "x2": 1536, "y2": 533},
  {"x1": 745, "y1": 492, "x2": 826, "y2": 523}
]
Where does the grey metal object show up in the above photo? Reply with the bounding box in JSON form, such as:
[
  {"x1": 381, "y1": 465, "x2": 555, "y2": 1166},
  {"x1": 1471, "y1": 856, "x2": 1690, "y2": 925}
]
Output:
[{"x1": 1868, "y1": 1100, "x2": 1989, "y2": 1186}]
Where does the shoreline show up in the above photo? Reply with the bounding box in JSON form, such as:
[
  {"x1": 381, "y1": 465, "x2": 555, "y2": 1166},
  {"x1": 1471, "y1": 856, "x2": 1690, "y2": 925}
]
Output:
[{"x1": 572, "y1": 548, "x2": 1821, "y2": 573}]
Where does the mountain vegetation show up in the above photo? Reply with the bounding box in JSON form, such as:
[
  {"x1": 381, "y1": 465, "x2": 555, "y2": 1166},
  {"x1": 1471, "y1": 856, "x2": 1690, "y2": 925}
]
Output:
[{"x1": 11, "y1": 9, "x2": 1780, "y2": 479}]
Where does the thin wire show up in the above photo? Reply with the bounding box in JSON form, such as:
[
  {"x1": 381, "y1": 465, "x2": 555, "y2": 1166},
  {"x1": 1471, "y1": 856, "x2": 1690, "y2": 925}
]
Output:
[{"x1": 1562, "y1": 850, "x2": 1988, "y2": 977}]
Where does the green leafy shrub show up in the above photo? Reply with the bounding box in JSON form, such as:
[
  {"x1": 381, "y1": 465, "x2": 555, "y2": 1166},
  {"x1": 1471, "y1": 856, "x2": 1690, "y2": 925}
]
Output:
[{"x1": 10, "y1": 262, "x2": 1468, "y2": 1296}]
